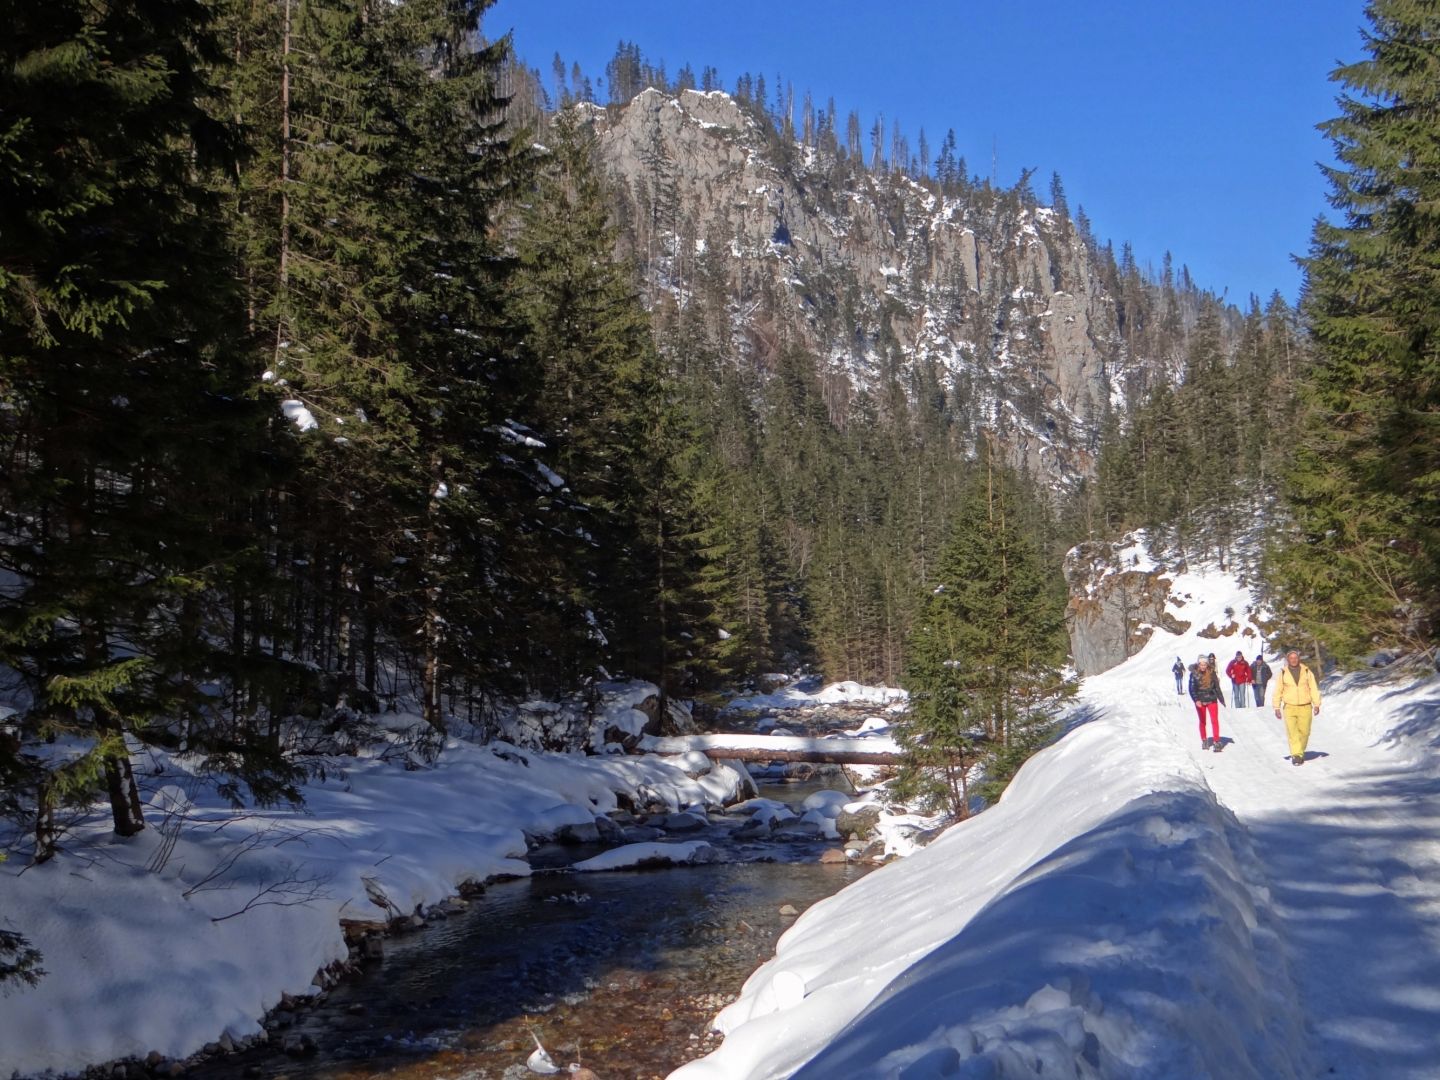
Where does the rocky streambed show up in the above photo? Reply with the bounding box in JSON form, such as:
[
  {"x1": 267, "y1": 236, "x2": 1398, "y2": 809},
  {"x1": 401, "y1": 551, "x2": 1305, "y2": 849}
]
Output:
[{"x1": 181, "y1": 771, "x2": 878, "y2": 1080}]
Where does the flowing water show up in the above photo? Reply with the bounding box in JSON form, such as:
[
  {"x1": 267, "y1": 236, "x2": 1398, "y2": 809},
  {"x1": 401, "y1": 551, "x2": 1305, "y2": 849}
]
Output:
[{"x1": 203, "y1": 776, "x2": 872, "y2": 1080}]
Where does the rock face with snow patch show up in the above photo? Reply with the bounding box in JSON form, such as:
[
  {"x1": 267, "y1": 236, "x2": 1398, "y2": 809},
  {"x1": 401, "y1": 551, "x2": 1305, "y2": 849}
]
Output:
[
  {"x1": 583, "y1": 89, "x2": 1233, "y2": 489},
  {"x1": 1064, "y1": 539, "x2": 1188, "y2": 676}
]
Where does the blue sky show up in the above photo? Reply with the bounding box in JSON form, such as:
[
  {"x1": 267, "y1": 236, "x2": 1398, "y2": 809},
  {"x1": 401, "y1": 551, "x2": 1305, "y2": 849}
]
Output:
[{"x1": 486, "y1": 1, "x2": 1369, "y2": 308}]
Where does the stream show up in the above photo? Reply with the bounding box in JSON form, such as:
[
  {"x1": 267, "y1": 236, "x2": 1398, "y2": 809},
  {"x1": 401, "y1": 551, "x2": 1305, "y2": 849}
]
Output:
[{"x1": 199, "y1": 775, "x2": 875, "y2": 1080}]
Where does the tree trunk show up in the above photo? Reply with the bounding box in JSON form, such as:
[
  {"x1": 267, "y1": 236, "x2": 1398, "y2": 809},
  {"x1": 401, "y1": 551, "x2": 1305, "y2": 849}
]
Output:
[{"x1": 421, "y1": 457, "x2": 446, "y2": 734}]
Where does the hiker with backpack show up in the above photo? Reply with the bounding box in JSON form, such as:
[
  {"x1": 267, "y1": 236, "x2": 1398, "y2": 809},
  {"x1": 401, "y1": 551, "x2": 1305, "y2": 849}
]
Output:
[
  {"x1": 1225, "y1": 650, "x2": 1253, "y2": 708},
  {"x1": 1172, "y1": 657, "x2": 1185, "y2": 695},
  {"x1": 1251, "y1": 653, "x2": 1273, "y2": 708},
  {"x1": 1188, "y1": 656, "x2": 1226, "y2": 751}
]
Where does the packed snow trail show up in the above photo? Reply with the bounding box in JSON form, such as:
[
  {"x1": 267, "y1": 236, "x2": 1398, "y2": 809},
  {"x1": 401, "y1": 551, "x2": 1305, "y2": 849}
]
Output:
[
  {"x1": 673, "y1": 567, "x2": 1440, "y2": 1078},
  {"x1": 1035, "y1": 579, "x2": 1440, "y2": 1079},
  {"x1": 1162, "y1": 680, "x2": 1440, "y2": 1076}
]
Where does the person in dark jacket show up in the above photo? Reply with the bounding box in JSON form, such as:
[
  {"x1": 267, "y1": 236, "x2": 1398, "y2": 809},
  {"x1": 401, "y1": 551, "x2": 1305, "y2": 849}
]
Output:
[
  {"x1": 1172, "y1": 657, "x2": 1185, "y2": 694},
  {"x1": 1225, "y1": 650, "x2": 1253, "y2": 708},
  {"x1": 1188, "y1": 657, "x2": 1226, "y2": 750},
  {"x1": 1250, "y1": 653, "x2": 1273, "y2": 708}
]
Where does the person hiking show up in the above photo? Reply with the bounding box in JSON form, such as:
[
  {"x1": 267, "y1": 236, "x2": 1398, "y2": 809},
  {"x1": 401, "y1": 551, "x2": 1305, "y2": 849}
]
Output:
[
  {"x1": 1226, "y1": 650, "x2": 1253, "y2": 708},
  {"x1": 1172, "y1": 657, "x2": 1185, "y2": 695},
  {"x1": 1272, "y1": 649, "x2": 1320, "y2": 765},
  {"x1": 1188, "y1": 657, "x2": 1226, "y2": 751},
  {"x1": 1251, "y1": 652, "x2": 1273, "y2": 708}
]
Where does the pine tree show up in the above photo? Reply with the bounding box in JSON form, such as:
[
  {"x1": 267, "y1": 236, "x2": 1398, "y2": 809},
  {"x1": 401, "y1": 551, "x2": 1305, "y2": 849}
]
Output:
[
  {"x1": 239, "y1": 0, "x2": 547, "y2": 726},
  {"x1": 896, "y1": 456, "x2": 1069, "y2": 818},
  {"x1": 1271, "y1": 0, "x2": 1440, "y2": 658}
]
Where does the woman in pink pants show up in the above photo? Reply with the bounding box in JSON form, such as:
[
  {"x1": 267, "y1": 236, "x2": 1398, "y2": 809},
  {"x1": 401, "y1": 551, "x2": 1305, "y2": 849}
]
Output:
[{"x1": 1187, "y1": 657, "x2": 1226, "y2": 751}]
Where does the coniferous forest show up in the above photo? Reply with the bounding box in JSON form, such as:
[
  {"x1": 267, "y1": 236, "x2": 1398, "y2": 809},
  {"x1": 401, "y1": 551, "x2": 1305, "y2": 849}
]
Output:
[{"x1": 2, "y1": 0, "x2": 1438, "y2": 970}]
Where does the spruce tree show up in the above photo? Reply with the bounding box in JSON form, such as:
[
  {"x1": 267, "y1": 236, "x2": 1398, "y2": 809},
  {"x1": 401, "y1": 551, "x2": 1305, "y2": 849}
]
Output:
[
  {"x1": 1272, "y1": 0, "x2": 1440, "y2": 658},
  {"x1": 896, "y1": 456, "x2": 1069, "y2": 818},
  {"x1": 0, "y1": 0, "x2": 274, "y2": 852}
]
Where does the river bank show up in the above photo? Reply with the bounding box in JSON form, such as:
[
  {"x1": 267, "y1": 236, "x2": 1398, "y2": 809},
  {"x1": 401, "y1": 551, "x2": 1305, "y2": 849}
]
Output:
[
  {"x1": 188, "y1": 789, "x2": 877, "y2": 1080},
  {"x1": 0, "y1": 681, "x2": 916, "y2": 1079}
]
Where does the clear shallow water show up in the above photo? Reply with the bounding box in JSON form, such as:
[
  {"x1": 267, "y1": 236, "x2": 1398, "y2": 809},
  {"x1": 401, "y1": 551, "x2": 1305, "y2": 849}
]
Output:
[{"x1": 202, "y1": 785, "x2": 870, "y2": 1080}]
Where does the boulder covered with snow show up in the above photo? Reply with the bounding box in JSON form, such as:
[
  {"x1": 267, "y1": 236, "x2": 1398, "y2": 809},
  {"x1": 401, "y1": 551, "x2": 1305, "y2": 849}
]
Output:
[
  {"x1": 570, "y1": 840, "x2": 719, "y2": 872},
  {"x1": 498, "y1": 680, "x2": 681, "y2": 755}
]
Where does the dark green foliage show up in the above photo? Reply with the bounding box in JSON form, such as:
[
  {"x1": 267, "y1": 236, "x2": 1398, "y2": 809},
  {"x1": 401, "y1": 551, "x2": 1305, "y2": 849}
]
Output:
[
  {"x1": 896, "y1": 458, "x2": 1070, "y2": 819},
  {"x1": 0, "y1": 921, "x2": 45, "y2": 992},
  {"x1": 1269, "y1": 0, "x2": 1440, "y2": 660},
  {"x1": 1087, "y1": 294, "x2": 1305, "y2": 560},
  {"x1": 516, "y1": 112, "x2": 714, "y2": 696},
  {"x1": 0, "y1": 0, "x2": 273, "y2": 852}
]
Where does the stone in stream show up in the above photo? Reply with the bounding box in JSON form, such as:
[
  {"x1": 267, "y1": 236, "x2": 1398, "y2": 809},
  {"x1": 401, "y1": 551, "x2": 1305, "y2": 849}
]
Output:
[
  {"x1": 834, "y1": 805, "x2": 882, "y2": 839},
  {"x1": 778, "y1": 904, "x2": 799, "y2": 917},
  {"x1": 620, "y1": 825, "x2": 663, "y2": 843},
  {"x1": 555, "y1": 820, "x2": 600, "y2": 844},
  {"x1": 281, "y1": 1033, "x2": 318, "y2": 1058},
  {"x1": 661, "y1": 811, "x2": 708, "y2": 832},
  {"x1": 818, "y1": 848, "x2": 848, "y2": 864},
  {"x1": 772, "y1": 817, "x2": 822, "y2": 838},
  {"x1": 732, "y1": 819, "x2": 769, "y2": 840},
  {"x1": 593, "y1": 814, "x2": 625, "y2": 843}
]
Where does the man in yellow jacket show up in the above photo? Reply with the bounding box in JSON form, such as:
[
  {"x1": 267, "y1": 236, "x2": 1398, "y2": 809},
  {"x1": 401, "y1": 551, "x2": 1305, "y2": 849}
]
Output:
[{"x1": 1272, "y1": 649, "x2": 1321, "y2": 766}]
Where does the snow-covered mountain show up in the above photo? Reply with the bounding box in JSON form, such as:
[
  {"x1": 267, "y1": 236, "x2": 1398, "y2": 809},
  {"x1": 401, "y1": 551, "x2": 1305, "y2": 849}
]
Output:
[
  {"x1": 586, "y1": 88, "x2": 1234, "y2": 488},
  {"x1": 673, "y1": 567, "x2": 1440, "y2": 1078}
]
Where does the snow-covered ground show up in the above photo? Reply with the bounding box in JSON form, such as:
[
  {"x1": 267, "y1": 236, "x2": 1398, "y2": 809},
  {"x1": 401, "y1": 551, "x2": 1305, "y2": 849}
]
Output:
[
  {"x1": 7, "y1": 571, "x2": 1439, "y2": 1080},
  {"x1": 674, "y1": 568, "x2": 1440, "y2": 1079},
  {"x1": 0, "y1": 691, "x2": 751, "y2": 1078},
  {"x1": 724, "y1": 679, "x2": 908, "y2": 714}
]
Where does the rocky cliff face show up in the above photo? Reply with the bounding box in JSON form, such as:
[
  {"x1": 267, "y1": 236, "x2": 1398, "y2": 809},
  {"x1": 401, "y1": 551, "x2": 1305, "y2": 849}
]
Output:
[
  {"x1": 1064, "y1": 539, "x2": 1190, "y2": 677},
  {"x1": 582, "y1": 88, "x2": 1221, "y2": 488}
]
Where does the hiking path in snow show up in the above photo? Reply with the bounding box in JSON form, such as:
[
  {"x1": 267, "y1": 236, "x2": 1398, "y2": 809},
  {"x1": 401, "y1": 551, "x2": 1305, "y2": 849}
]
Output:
[{"x1": 1096, "y1": 600, "x2": 1440, "y2": 1078}]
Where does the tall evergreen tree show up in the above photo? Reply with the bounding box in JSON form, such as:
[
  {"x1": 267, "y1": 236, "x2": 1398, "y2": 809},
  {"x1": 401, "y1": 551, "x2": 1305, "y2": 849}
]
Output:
[
  {"x1": 1271, "y1": 0, "x2": 1440, "y2": 659},
  {"x1": 0, "y1": 0, "x2": 276, "y2": 854},
  {"x1": 896, "y1": 456, "x2": 1069, "y2": 818},
  {"x1": 516, "y1": 110, "x2": 713, "y2": 692}
]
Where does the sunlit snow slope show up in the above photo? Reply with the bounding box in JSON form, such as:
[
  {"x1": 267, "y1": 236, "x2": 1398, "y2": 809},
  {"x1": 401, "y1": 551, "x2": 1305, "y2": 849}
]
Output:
[{"x1": 672, "y1": 568, "x2": 1440, "y2": 1079}]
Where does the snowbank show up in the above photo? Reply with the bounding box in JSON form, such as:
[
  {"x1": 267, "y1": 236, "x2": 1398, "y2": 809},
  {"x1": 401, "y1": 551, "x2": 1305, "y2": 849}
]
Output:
[
  {"x1": 724, "y1": 679, "x2": 907, "y2": 713},
  {"x1": 672, "y1": 716, "x2": 1310, "y2": 1079},
  {"x1": 0, "y1": 721, "x2": 744, "y2": 1077},
  {"x1": 674, "y1": 566, "x2": 1440, "y2": 1078}
]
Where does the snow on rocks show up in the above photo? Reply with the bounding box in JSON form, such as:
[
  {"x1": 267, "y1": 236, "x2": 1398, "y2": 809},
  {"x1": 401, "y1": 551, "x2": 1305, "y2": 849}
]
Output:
[
  {"x1": 570, "y1": 840, "x2": 719, "y2": 872},
  {"x1": 499, "y1": 680, "x2": 666, "y2": 754},
  {"x1": 725, "y1": 678, "x2": 908, "y2": 714},
  {"x1": 0, "y1": 706, "x2": 746, "y2": 1078}
]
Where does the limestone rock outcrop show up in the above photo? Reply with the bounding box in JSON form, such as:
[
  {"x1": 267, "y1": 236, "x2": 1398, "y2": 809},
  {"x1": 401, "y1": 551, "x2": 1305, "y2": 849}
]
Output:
[
  {"x1": 580, "y1": 89, "x2": 1226, "y2": 488},
  {"x1": 1065, "y1": 539, "x2": 1189, "y2": 676}
]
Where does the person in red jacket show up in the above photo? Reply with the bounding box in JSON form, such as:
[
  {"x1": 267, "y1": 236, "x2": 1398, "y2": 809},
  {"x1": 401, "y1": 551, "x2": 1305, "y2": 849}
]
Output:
[{"x1": 1225, "y1": 650, "x2": 1253, "y2": 708}]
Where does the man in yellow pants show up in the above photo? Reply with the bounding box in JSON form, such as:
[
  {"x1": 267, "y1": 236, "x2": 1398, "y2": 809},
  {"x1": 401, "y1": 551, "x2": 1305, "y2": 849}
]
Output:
[{"x1": 1272, "y1": 649, "x2": 1321, "y2": 766}]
